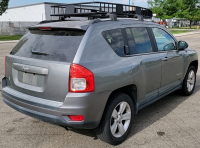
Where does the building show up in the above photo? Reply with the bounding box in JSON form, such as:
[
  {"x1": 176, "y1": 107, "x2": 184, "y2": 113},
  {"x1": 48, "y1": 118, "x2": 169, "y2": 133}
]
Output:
[
  {"x1": 166, "y1": 18, "x2": 190, "y2": 28},
  {"x1": 0, "y1": 2, "x2": 151, "y2": 35},
  {"x1": 0, "y1": 2, "x2": 64, "y2": 35},
  {"x1": 0, "y1": 2, "x2": 117, "y2": 35}
]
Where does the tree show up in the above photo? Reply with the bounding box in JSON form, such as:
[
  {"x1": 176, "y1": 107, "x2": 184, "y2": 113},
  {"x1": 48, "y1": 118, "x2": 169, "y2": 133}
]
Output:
[
  {"x1": 194, "y1": 11, "x2": 200, "y2": 22},
  {"x1": 0, "y1": 0, "x2": 10, "y2": 15},
  {"x1": 148, "y1": 0, "x2": 165, "y2": 20},
  {"x1": 176, "y1": 0, "x2": 200, "y2": 28},
  {"x1": 148, "y1": 0, "x2": 181, "y2": 21}
]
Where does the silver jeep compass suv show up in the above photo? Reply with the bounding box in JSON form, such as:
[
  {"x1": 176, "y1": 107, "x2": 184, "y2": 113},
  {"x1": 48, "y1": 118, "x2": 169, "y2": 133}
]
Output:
[{"x1": 1, "y1": 2, "x2": 198, "y2": 145}]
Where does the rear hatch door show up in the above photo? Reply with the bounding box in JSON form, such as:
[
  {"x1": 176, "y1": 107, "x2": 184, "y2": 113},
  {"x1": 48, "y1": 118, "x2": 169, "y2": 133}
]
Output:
[{"x1": 6, "y1": 28, "x2": 85, "y2": 102}]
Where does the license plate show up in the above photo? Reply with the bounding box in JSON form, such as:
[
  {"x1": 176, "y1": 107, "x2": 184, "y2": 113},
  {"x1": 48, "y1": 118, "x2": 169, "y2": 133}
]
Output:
[{"x1": 22, "y1": 73, "x2": 37, "y2": 86}]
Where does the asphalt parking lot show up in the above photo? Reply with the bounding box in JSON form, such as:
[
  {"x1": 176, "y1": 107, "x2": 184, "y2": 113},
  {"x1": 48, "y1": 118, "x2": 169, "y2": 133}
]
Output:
[{"x1": 0, "y1": 34, "x2": 200, "y2": 148}]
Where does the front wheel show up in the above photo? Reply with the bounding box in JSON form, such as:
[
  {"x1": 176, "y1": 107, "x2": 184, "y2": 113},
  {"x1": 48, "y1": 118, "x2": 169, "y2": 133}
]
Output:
[
  {"x1": 95, "y1": 93, "x2": 134, "y2": 145},
  {"x1": 181, "y1": 66, "x2": 196, "y2": 96}
]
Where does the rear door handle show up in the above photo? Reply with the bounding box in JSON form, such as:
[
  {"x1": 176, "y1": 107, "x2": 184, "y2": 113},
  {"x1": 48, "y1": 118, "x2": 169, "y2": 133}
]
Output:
[
  {"x1": 162, "y1": 58, "x2": 168, "y2": 61},
  {"x1": 162, "y1": 57, "x2": 172, "y2": 61}
]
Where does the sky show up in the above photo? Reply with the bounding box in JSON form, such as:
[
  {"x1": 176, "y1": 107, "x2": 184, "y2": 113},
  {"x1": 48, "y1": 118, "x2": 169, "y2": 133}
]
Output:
[{"x1": 8, "y1": 0, "x2": 148, "y2": 8}]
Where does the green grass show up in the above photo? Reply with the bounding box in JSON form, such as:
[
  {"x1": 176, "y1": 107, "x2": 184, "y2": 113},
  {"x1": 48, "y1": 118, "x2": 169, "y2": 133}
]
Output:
[
  {"x1": 0, "y1": 35, "x2": 22, "y2": 41},
  {"x1": 170, "y1": 30, "x2": 191, "y2": 34}
]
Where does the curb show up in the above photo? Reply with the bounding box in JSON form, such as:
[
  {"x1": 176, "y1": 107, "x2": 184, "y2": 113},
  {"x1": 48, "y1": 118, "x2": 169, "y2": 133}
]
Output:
[
  {"x1": 174, "y1": 32, "x2": 200, "y2": 37},
  {"x1": 168, "y1": 29, "x2": 197, "y2": 31},
  {"x1": 0, "y1": 40, "x2": 19, "y2": 44}
]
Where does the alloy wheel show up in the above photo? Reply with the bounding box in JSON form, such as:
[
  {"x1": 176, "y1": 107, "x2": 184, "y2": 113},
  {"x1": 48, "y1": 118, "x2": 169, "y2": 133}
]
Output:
[
  {"x1": 187, "y1": 70, "x2": 195, "y2": 92},
  {"x1": 110, "y1": 101, "x2": 131, "y2": 138}
]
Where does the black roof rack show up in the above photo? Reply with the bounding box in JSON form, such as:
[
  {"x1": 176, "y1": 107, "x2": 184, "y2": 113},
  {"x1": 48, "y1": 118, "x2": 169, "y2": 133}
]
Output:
[{"x1": 50, "y1": 1, "x2": 152, "y2": 21}]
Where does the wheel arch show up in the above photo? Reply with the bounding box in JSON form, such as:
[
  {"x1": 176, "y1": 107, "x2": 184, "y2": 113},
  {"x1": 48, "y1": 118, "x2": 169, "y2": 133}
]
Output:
[
  {"x1": 189, "y1": 60, "x2": 198, "y2": 72},
  {"x1": 105, "y1": 84, "x2": 138, "y2": 115}
]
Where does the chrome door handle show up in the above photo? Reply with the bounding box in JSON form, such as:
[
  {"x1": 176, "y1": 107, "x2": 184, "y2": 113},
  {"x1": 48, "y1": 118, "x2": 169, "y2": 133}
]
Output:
[
  {"x1": 13, "y1": 63, "x2": 49, "y2": 75},
  {"x1": 162, "y1": 57, "x2": 172, "y2": 61},
  {"x1": 162, "y1": 58, "x2": 168, "y2": 61}
]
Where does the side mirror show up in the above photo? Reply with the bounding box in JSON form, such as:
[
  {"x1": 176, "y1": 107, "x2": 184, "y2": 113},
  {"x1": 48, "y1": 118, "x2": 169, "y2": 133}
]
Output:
[
  {"x1": 124, "y1": 45, "x2": 130, "y2": 55},
  {"x1": 178, "y1": 41, "x2": 188, "y2": 51}
]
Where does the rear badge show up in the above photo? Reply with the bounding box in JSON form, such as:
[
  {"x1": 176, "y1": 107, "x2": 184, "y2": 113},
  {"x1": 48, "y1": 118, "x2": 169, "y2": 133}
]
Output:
[{"x1": 22, "y1": 66, "x2": 29, "y2": 72}]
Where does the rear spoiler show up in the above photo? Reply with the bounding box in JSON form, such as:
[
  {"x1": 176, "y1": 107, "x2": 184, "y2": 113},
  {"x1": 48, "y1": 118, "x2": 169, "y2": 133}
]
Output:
[
  {"x1": 27, "y1": 19, "x2": 103, "y2": 31},
  {"x1": 27, "y1": 25, "x2": 89, "y2": 31}
]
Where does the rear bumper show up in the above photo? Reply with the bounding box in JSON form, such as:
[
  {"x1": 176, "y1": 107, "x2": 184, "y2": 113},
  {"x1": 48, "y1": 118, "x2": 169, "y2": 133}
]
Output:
[
  {"x1": 2, "y1": 97, "x2": 98, "y2": 129},
  {"x1": 3, "y1": 97, "x2": 67, "y2": 125},
  {"x1": 1, "y1": 77, "x2": 110, "y2": 129}
]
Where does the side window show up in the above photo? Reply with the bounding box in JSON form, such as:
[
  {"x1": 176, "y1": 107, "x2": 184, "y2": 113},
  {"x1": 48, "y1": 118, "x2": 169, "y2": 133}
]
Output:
[
  {"x1": 152, "y1": 28, "x2": 176, "y2": 51},
  {"x1": 131, "y1": 28, "x2": 153, "y2": 54},
  {"x1": 125, "y1": 28, "x2": 137, "y2": 55},
  {"x1": 102, "y1": 29, "x2": 125, "y2": 57}
]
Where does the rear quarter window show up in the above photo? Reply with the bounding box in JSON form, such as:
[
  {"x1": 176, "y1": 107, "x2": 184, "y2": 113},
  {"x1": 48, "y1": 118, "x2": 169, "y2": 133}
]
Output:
[
  {"x1": 102, "y1": 29, "x2": 125, "y2": 57},
  {"x1": 10, "y1": 29, "x2": 85, "y2": 62}
]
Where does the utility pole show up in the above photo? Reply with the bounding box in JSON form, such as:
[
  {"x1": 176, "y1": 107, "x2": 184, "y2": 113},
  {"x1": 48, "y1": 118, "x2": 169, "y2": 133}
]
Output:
[
  {"x1": 148, "y1": 0, "x2": 152, "y2": 8},
  {"x1": 129, "y1": 0, "x2": 134, "y2": 5}
]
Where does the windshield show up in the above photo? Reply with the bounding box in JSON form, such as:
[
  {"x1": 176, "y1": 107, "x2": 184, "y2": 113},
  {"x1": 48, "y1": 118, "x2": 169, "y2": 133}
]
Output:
[{"x1": 10, "y1": 29, "x2": 85, "y2": 62}]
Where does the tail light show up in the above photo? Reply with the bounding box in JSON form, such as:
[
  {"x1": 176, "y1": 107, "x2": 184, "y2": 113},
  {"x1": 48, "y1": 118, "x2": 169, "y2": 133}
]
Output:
[
  {"x1": 69, "y1": 64, "x2": 94, "y2": 93},
  {"x1": 4, "y1": 56, "x2": 7, "y2": 76}
]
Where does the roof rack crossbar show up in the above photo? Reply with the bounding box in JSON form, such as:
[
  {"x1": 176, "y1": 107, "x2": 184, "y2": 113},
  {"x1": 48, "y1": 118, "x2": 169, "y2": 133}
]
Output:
[{"x1": 50, "y1": 1, "x2": 152, "y2": 21}]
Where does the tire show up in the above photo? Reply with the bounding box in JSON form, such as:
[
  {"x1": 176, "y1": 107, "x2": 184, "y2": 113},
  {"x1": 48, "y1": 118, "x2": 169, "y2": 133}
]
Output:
[
  {"x1": 95, "y1": 93, "x2": 134, "y2": 145},
  {"x1": 181, "y1": 66, "x2": 196, "y2": 96}
]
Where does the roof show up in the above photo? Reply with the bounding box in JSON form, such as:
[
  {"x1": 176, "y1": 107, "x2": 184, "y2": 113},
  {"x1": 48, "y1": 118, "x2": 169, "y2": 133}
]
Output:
[
  {"x1": 29, "y1": 18, "x2": 158, "y2": 31},
  {"x1": 8, "y1": 2, "x2": 67, "y2": 10}
]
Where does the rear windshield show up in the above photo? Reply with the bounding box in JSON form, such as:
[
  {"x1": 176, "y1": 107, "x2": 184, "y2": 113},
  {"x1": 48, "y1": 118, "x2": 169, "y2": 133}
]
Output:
[{"x1": 10, "y1": 29, "x2": 85, "y2": 62}]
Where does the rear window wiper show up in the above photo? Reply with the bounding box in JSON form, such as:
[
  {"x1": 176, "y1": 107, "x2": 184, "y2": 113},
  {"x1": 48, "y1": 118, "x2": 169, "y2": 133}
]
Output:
[{"x1": 31, "y1": 50, "x2": 49, "y2": 56}]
